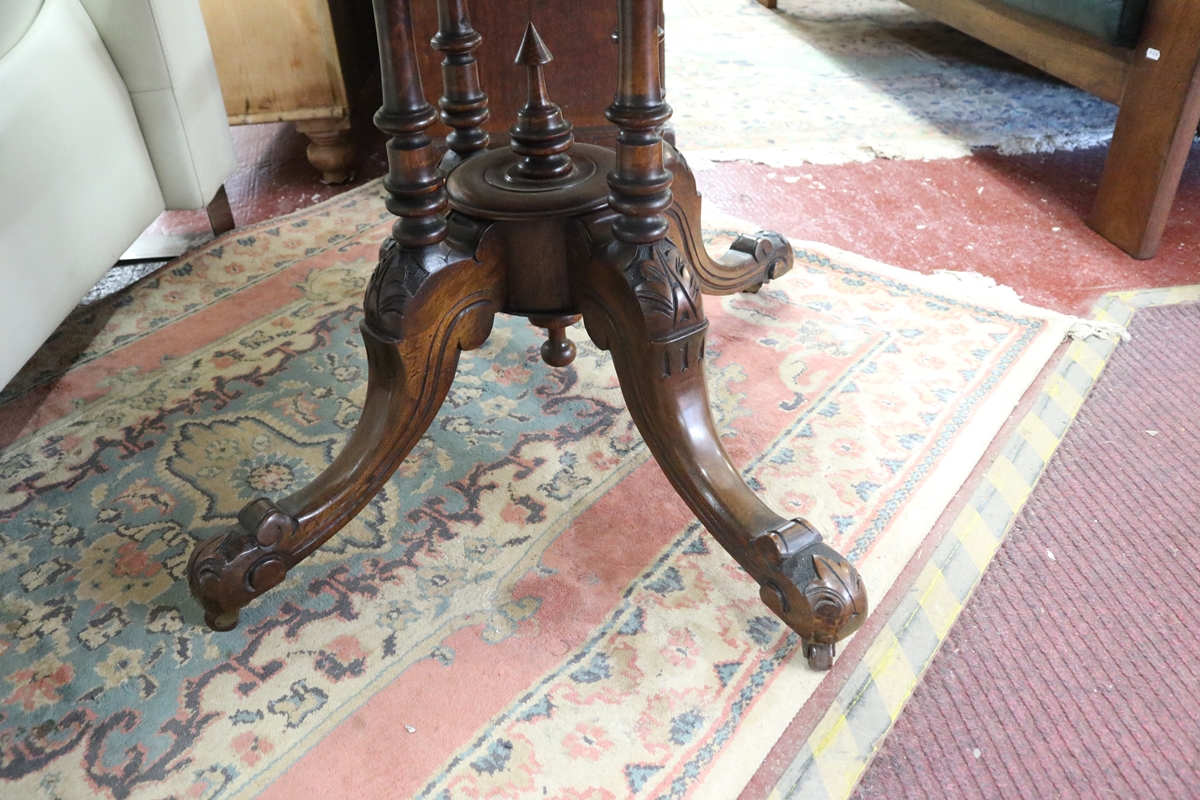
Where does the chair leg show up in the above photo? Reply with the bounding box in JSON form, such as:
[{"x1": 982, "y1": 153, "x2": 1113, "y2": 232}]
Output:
[
  {"x1": 206, "y1": 184, "x2": 236, "y2": 236},
  {"x1": 1089, "y1": 0, "x2": 1200, "y2": 259}
]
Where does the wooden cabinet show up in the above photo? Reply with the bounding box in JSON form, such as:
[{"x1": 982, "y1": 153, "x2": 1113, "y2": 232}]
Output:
[{"x1": 198, "y1": 0, "x2": 357, "y2": 183}]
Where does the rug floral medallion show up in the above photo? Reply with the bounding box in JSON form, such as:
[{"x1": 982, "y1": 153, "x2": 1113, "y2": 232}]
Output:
[{"x1": 0, "y1": 183, "x2": 1066, "y2": 799}]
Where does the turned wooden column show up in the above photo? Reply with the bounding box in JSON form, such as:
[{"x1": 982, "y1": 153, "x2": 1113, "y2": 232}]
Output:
[
  {"x1": 373, "y1": 0, "x2": 449, "y2": 248},
  {"x1": 606, "y1": 0, "x2": 674, "y2": 245},
  {"x1": 432, "y1": 0, "x2": 490, "y2": 163}
]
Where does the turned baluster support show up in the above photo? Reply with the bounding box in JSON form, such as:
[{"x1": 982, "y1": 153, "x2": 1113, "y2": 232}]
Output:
[
  {"x1": 374, "y1": 0, "x2": 448, "y2": 248},
  {"x1": 606, "y1": 0, "x2": 673, "y2": 245},
  {"x1": 432, "y1": 0, "x2": 490, "y2": 169}
]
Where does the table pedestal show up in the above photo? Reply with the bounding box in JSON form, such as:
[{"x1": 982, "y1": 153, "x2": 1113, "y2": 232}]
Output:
[{"x1": 188, "y1": 0, "x2": 867, "y2": 670}]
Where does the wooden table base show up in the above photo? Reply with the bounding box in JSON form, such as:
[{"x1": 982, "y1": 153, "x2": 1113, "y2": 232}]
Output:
[{"x1": 187, "y1": 0, "x2": 867, "y2": 670}]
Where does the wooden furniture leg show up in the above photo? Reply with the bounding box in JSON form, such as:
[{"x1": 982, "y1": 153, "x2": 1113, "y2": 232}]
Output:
[
  {"x1": 574, "y1": 0, "x2": 866, "y2": 667},
  {"x1": 665, "y1": 143, "x2": 793, "y2": 294},
  {"x1": 295, "y1": 117, "x2": 357, "y2": 185},
  {"x1": 1089, "y1": 0, "x2": 1200, "y2": 259},
  {"x1": 187, "y1": 263, "x2": 502, "y2": 630},
  {"x1": 188, "y1": 0, "x2": 502, "y2": 630},
  {"x1": 206, "y1": 184, "x2": 236, "y2": 236}
]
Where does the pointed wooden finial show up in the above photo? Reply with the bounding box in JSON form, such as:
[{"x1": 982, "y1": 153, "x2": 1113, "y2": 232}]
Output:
[
  {"x1": 515, "y1": 22, "x2": 553, "y2": 67},
  {"x1": 508, "y1": 22, "x2": 573, "y2": 181}
]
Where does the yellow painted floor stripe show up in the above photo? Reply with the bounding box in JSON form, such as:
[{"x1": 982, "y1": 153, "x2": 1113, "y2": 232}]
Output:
[
  {"x1": 867, "y1": 629, "x2": 918, "y2": 721},
  {"x1": 917, "y1": 571, "x2": 962, "y2": 639},
  {"x1": 816, "y1": 720, "x2": 868, "y2": 800},
  {"x1": 1014, "y1": 412, "x2": 1060, "y2": 464},
  {"x1": 1071, "y1": 339, "x2": 1106, "y2": 380},
  {"x1": 985, "y1": 455, "x2": 1032, "y2": 514},
  {"x1": 772, "y1": 286, "x2": 1200, "y2": 799},
  {"x1": 957, "y1": 514, "x2": 1001, "y2": 575},
  {"x1": 1044, "y1": 373, "x2": 1085, "y2": 416}
]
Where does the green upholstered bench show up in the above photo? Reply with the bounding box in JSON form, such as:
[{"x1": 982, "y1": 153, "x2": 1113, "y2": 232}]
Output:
[{"x1": 996, "y1": 0, "x2": 1148, "y2": 47}]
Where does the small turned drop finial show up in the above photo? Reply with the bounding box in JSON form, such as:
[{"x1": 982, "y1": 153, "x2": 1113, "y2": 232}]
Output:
[
  {"x1": 509, "y1": 23, "x2": 574, "y2": 180},
  {"x1": 529, "y1": 314, "x2": 581, "y2": 367}
]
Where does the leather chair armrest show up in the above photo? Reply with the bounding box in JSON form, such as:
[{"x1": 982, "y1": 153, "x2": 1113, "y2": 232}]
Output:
[{"x1": 79, "y1": 0, "x2": 236, "y2": 210}]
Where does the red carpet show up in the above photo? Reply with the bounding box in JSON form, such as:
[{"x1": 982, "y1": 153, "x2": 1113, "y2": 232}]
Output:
[{"x1": 853, "y1": 302, "x2": 1200, "y2": 799}]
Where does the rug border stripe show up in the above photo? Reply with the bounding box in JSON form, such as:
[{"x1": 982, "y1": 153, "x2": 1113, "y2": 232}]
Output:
[{"x1": 767, "y1": 284, "x2": 1200, "y2": 800}]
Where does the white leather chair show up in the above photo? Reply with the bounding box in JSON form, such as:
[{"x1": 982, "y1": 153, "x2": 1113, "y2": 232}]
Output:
[{"x1": 0, "y1": 0, "x2": 237, "y2": 390}]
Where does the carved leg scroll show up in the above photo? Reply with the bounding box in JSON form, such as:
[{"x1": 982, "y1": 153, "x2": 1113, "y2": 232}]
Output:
[
  {"x1": 188, "y1": 0, "x2": 487, "y2": 631},
  {"x1": 583, "y1": 0, "x2": 866, "y2": 669},
  {"x1": 664, "y1": 143, "x2": 794, "y2": 296},
  {"x1": 188, "y1": 239, "x2": 504, "y2": 630},
  {"x1": 573, "y1": 226, "x2": 866, "y2": 668}
]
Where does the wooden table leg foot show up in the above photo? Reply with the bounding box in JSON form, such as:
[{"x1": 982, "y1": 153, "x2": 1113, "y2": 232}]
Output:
[
  {"x1": 187, "y1": 239, "x2": 503, "y2": 629},
  {"x1": 295, "y1": 118, "x2": 356, "y2": 185},
  {"x1": 573, "y1": 224, "x2": 866, "y2": 668},
  {"x1": 803, "y1": 640, "x2": 835, "y2": 671}
]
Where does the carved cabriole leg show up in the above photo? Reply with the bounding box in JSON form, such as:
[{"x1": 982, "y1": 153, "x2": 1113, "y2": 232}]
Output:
[
  {"x1": 188, "y1": 236, "x2": 505, "y2": 630},
  {"x1": 432, "y1": 0, "x2": 490, "y2": 172},
  {"x1": 586, "y1": 0, "x2": 867, "y2": 669},
  {"x1": 663, "y1": 143, "x2": 793, "y2": 295},
  {"x1": 572, "y1": 220, "x2": 866, "y2": 669},
  {"x1": 187, "y1": 0, "x2": 489, "y2": 630}
]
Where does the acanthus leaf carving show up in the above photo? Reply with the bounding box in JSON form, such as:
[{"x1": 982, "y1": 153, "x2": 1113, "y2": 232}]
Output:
[
  {"x1": 365, "y1": 238, "x2": 439, "y2": 338},
  {"x1": 623, "y1": 239, "x2": 704, "y2": 342}
]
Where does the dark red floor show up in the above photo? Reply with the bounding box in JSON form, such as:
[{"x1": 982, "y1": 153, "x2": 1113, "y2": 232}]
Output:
[
  {"x1": 696, "y1": 147, "x2": 1200, "y2": 317},
  {"x1": 852, "y1": 303, "x2": 1200, "y2": 800},
  {"x1": 164, "y1": 119, "x2": 1200, "y2": 319}
]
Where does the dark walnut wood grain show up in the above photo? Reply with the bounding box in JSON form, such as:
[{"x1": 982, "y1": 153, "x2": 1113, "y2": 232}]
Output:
[
  {"x1": 413, "y1": 0, "x2": 618, "y2": 141},
  {"x1": 188, "y1": 0, "x2": 867, "y2": 670}
]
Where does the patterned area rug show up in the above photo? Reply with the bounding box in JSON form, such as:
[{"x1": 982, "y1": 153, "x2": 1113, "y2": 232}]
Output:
[
  {"x1": 0, "y1": 182, "x2": 1070, "y2": 799},
  {"x1": 668, "y1": 0, "x2": 1118, "y2": 164}
]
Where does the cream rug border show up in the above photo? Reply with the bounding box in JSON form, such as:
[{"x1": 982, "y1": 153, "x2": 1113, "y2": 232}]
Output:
[{"x1": 694, "y1": 237, "x2": 1076, "y2": 800}]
